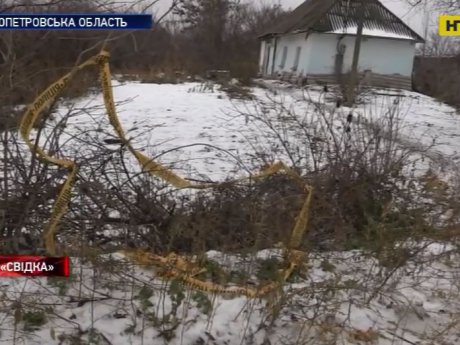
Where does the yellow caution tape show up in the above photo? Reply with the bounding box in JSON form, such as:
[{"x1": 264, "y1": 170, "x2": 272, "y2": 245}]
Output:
[
  {"x1": 20, "y1": 50, "x2": 314, "y2": 296},
  {"x1": 122, "y1": 249, "x2": 286, "y2": 298},
  {"x1": 19, "y1": 56, "x2": 100, "y2": 255}
]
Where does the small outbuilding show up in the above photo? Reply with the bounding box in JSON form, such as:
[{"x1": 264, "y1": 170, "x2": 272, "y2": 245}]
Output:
[{"x1": 258, "y1": 0, "x2": 424, "y2": 89}]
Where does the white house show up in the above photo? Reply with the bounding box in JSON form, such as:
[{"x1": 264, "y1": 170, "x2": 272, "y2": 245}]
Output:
[{"x1": 258, "y1": 0, "x2": 424, "y2": 89}]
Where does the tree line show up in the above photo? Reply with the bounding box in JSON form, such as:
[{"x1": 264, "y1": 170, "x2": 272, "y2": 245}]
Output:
[{"x1": 0, "y1": 0, "x2": 285, "y2": 112}]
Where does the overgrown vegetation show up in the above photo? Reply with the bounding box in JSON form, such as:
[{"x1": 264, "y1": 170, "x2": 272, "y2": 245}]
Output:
[
  {"x1": 1, "y1": 1, "x2": 460, "y2": 344},
  {"x1": 3, "y1": 78, "x2": 458, "y2": 258},
  {"x1": 0, "y1": 0, "x2": 285, "y2": 117}
]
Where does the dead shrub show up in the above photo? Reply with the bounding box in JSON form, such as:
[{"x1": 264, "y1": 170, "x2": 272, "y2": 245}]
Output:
[
  {"x1": 227, "y1": 60, "x2": 259, "y2": 86},
  {"x1": 167, "y1": 175, "x2": 304, "y2": 253},
  {"x1": 230, "y1": 89, "x2": 452, "y2": 252}
]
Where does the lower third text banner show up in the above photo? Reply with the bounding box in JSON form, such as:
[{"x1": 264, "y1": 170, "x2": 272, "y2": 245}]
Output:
[{"x1": 0, "y1": 256, "x2": 70, "y2": 277}]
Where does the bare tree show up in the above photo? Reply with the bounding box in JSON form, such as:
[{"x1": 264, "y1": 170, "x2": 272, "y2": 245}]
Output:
[
  {"x1": 0, "y1": 0, "x2": 180, "y2": 253},
  {"x1": 419, "y1": 31, "x2": 460, "y2": 56},
  {"x1": 405, "y1": 0, "x2": 460, "y2": 10}
]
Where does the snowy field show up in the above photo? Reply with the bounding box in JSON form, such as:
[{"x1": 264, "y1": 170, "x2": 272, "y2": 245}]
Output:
[
  {"x1": 3, "y1": 79, "x2": 460, "y2": 344},
  {"x1": 259, "y1": 80, "x2": 460, "y2": 171},
  {"x1": 46, "y1": 78, "x2": 460, "y2": 184},
  {"x1": 2, "y1": 244, "x2": 460, "y2": 345}
]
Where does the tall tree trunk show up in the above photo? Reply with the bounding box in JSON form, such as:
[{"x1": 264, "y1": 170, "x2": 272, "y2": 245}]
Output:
[{"x1": 345, "y1": 1, "x2": 364, "y2": 106}]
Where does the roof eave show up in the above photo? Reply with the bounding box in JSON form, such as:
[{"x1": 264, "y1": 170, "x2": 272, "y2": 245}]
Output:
[
  {"x1": 372, "y1": 1, "x2": 425, "y2": 43},
  {"x1": 257, "y1": 32, "x2": 278, "y2": 40},
  {"x1": 322, "y1": 31, "x2": 421, "y2": 42}
]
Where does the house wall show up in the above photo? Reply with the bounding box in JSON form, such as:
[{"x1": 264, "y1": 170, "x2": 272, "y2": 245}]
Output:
[
  {"x1": 260, "y1": 32, "x2": 416, "y2": 78},
  {"x1": 260, "y1": 32, "x2": 311, "y2": 76},
  {"x1": 308, "y1": 33, "x2": 416, "y2": 77},
  {"x1": 354, "y1": 36, "x2": 416, "y2": 76}
]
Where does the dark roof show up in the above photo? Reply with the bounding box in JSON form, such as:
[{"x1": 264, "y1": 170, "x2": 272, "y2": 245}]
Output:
[{"x1": 260, "y1": 0, "x2": 424, "y2": 42}]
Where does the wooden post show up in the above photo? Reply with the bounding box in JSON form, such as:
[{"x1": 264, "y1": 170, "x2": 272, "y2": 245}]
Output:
[
  {"x1": 345, "y1": 0, "x2": 365, "y2": 106},
  {"x1": 422, "y1": 0, "x2": 429, "y2": 56}
]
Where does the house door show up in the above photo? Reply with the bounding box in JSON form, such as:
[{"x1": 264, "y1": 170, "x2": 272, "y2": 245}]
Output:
[
  {"x1": 264, "y1": 45, "x2": 272, "y2": 75},
  {"x1": 335, "y1": 43, "x2": 346, "y2": 79}
]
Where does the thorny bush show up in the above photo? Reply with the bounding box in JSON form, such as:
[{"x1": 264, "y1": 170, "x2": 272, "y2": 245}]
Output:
[{"x1": 2, "y1": 83, "x2": 460, "y2": 259}]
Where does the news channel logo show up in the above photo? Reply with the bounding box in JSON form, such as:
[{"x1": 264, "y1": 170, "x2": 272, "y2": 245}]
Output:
[{"x1": 439, "y1": 15, "x2": 460, "y2": 36}]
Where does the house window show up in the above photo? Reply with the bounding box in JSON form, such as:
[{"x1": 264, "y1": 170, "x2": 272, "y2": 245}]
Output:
[
  {"x1": 280, "y1": 46, "x2": 288, "y2": 69},
  {"x1": 292, "y1": 46, "x2": 302, "y2": 71}
]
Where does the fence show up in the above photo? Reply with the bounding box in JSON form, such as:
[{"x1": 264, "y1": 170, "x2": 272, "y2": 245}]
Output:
[
  {"x1": 273, "y1": 71, "x2": 413, "y2": 90},
  {"x1": 413, "y1": 55, "x2": 460, "y2": 108}
]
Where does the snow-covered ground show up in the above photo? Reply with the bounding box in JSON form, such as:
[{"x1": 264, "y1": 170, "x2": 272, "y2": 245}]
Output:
[
  {"x1": 4, "y1": 79, "x2": 460, "y2": 344},
  {"x1": 1, "y1": 243, "x2": 460, "y2": 345},
  {"x1": 48, "y1": 78, "x2": 460, "y2": 184},
  {"x1": 259, "y1": 79, "x2": 460, "y2": 171}
]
